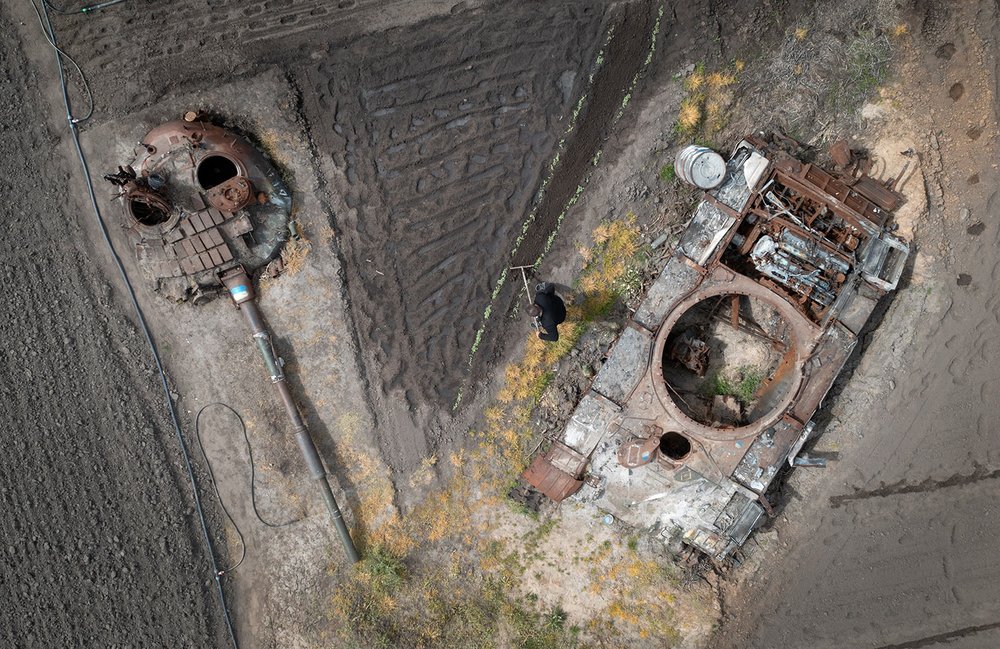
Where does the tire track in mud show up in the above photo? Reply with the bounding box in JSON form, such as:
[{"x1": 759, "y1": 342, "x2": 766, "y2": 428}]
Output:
[
  {"x1": 829, "y1": 463, "x2": 1000, "y2": 507},
  {"x1": 52, "y1": 0, "x2": 458, "y2": 117},
  {"x1": 297, "y1": 2, "x2": 607, "y2": 468},
  {"x1": 872, "y1": 621, "x2": 1000, "y2": 649}
]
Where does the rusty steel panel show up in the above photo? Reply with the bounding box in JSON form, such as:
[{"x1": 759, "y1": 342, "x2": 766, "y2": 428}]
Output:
[{"x1": 523, "y1": 453, "x2": 584, "y2": 502}]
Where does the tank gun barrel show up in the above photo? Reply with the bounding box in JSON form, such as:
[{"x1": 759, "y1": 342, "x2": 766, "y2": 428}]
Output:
[{"x1": 220, "y1": 266, "x2": 360, "y2": 563}]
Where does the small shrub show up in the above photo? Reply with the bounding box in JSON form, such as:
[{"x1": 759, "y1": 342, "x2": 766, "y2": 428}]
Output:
[
  {"x1": 706, "y1": 366, "x2": 764, "y2": 406},
  {"x1": 734, "y1": 368, "x2": 764, "y2": 405},
  {"x1": 361, "y1": 545, "x2": 407, "y2": 593},
  {"x1": 658, "y1": 163, "x2": 676, "y2": 183}
]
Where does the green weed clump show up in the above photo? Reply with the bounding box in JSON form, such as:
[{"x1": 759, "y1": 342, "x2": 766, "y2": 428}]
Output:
[
  {"x1": 846, "y1": 30, "x2": 891, "y2": 98},
  {"x1": 706, "y1": 366, "x2": 764, "y2": 406},
  {"x1": 823, "y1": 30, "x2": 892, "y2": 116},
  {"x1": 362, "y1": 545, "x2": 408, "y2": 593}
]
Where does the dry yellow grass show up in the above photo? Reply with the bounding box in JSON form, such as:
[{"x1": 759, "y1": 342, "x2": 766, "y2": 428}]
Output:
[
  {"x1": 280, "y1": 228, "x2": 311, "y2": 276},
  {"x1": 794, "y1": 26, "x2": 809, "y2": 41},
  {"x1": 683, "y1": 69, "x2": 705, "y2": 92},
  {"x1": 706, "y1": 71, "x2": 735, "y2": 89},
  {"x1": 677, "y1": 96, "x2": 703, "y2": 134},
  {"x1": 676, "y1": 62, "x2": 742, "y2": 139}
]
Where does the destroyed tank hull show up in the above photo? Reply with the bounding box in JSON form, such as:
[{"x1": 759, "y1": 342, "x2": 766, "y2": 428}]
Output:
[{"x1": 524, "y1": 134, "x2": 910, "y2": 560}]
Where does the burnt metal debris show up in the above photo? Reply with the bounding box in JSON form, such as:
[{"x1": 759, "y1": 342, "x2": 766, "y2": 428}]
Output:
[
  {"x1": 524, "y1": 134, "x2": 910, "y2": 560},
  {"x1": 105, "y1": 115, "x2": 360, "y2": 563},
  {"x1": 104, "y1": 113, "x2": 291, "y2": 301}
]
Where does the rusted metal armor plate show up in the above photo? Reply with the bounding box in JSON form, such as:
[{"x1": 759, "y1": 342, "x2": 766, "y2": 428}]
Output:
[
  {"x1": 104, "y1": 116, "x2": 292, "y2": 300},
  {"x1": 713, "y1": 491, "x2": 764, "y2": 545},
  {"x1": 633, "y1": 254, "x2": 702, "y2": 330},
  {"x1": 591, "y1": 324, "x2": 653, "y2": 405},
  {"x1": 523, "y1": 453, "x2": 584, "y2": 502},
  {"x1": 678, "y1": 200, "x2": 736, "y2": 266},
  {"x1": 562, "y1": 391, "x2": 621, "y2": 457},
  {"x1": 836, "y1": 287, "x2": 879, "y2": 335},
  {"x1": 791, "y1": 322, "x2": 857, "y2": 423},
  {"x1": 731, "y1": 418, "x2": 802, "y2": 493}
]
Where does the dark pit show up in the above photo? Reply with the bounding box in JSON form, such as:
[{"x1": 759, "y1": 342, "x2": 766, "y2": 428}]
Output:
[
  {"x1": 935, "y1": 42, "x2": 956, "y2": 59},
  {"x1": 129, "y1": 198, "x2": 169, "y2": 226},
  {"x1": 659, "y1": 432, "x2": 692, "y2": 461},
  {"x1": 661, "y1": 294, "x2": 796, "y2": 428},
  {"x1": 196, "y1": 154, "x2": 239, "y2": 190}
]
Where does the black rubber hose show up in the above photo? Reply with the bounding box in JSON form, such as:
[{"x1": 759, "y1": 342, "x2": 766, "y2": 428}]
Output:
[{"x1": 194, "y1": 402, "x2": 301, "y2": 574}]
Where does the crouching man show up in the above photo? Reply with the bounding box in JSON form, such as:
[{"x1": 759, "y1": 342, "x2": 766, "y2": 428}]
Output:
[{"x1": 527, "y1": 282, "x2": 566, "y2": 342}]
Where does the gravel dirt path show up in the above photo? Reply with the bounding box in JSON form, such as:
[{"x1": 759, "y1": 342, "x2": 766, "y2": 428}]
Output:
[{"x1": 0, "y1": 6, "x2": 226, "y2": 646}]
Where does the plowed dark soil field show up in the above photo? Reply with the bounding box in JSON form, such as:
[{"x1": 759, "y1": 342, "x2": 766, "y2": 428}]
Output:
[
  {"x1": 301, "y1": 4, "x2": 604, "y2": 413},
  {"x1": 0, "y1": 9, "x2": 225, "y2": 647}
]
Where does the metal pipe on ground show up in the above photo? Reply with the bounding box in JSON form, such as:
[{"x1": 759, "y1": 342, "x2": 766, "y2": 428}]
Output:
[{"x1": 219, "y1": 266, "x2": 360, "y2": 564}]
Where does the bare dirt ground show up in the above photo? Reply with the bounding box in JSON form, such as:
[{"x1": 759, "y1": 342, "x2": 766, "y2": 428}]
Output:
[
  {"x1": 0, "y1": 8, "x2": 226, "y2": 646},
  {"x1": 9, "y1": 0, "x2": 1000, "y2": 646},
  {"x1": 300, "y1": 1, "x2": 608, "y2": 475},
  {"x1": 710, "y1": 1, "x2": 1000, "y2": 648}
]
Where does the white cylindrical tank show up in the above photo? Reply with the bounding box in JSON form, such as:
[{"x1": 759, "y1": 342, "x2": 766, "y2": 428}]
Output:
[{"x1": 675, "y1": 145, "x2": 727, "y2": 189}]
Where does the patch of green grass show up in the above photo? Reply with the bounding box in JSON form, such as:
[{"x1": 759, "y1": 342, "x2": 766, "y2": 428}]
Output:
[
  {"x1": 360, "y1": 545, "x2": 407, "y2": 593},
  {"x1": 706, "y1": 366, "x2": 764, "y2": 406},
  {"x1": 509, "y1": 499, "x2": 541, "y2": 521},
  {"x1": 706, "y1": 373, "x2": 733, "y2": 398},
  {"x1": 828, "y1": 29, "x2": 892, "y2": 114},
  {"x1": 847, "y1": 30, "x2": 891, "y2": 95},
  {"x1": 734, "y1": 368, "x2": 764, "y2": 404},
  {"x1": 658, "y1": 163, "x2": 676, "y2": 183}
]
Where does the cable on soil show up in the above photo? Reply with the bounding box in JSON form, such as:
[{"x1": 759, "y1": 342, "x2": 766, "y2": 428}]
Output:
[
  {"x1": 195, "y1": 402, "x2": 301, "y2": 574},
  {"x1": 30, "y1": 1, "x2": 238, "y2": 646},
  {"x1": 28, "y1": 0, "x2": 94, "y2": 122},
  {"x1": 44, "y1": 0, "x2": 128, "y2": 15}
]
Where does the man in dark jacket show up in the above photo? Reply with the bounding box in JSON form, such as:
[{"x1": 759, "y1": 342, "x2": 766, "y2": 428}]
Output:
[{"x1": 527, "y1": 282, "x2": 567, "y2": 342}]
